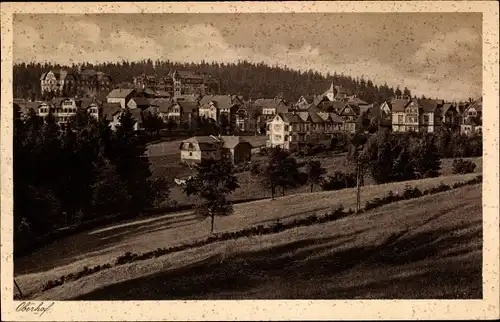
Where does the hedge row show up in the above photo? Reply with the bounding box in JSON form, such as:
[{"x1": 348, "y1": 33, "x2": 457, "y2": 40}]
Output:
[
  {"x1": 365, "y1": 175, "x2": 482, "y2": 211},
  {"x1": 40, "y1": 174, "x2": 482, "y2": 295}
]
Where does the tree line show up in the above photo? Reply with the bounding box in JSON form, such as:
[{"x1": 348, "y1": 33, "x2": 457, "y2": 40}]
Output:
[
  {"x1": 14, "y1": 107, "x2": 168, "y2": 253},
  {"x1": 184, "y1": 129, "x2": 481, "y2": 233},
  {"x1": 14, "y1": 60, "x2": 412, "y2": 103}
]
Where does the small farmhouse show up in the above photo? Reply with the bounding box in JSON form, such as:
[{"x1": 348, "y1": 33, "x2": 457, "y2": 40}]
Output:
[{"x1": 179, "y1": 135, "x2": 252, "y2": 164}]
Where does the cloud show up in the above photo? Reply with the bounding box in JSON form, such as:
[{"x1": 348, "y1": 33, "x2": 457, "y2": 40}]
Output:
[
  {"x1": 12, "y1": 18, "x2": 481, "y2": 101},
  {"x1": 73, "y1": 21, "x2": 101, "y2": 44}
]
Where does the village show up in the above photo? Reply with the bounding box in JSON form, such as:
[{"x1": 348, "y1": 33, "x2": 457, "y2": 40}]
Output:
[
  {"x1": 7, "y1": 7, "x2": 492, "y2": 306},
  {"x1": 13, "y1": 67, "x2": 483, "y2": 167}
]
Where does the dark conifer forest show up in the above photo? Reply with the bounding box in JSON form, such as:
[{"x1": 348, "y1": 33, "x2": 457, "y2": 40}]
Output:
[{"x1": 13, "y1": 59, "x2": 405, "y2": 103}]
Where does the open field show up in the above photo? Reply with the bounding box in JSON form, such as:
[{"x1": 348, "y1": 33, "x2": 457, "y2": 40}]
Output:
[
  {"x1": 165, "y1": 151, "x2": 482, "y2": 206},
  {"x1": 15, "y1": 173, "x2": 480, "y2": 298},
  {"x1": 35, "y1": 183, "x2": 482, "y2": 300}
]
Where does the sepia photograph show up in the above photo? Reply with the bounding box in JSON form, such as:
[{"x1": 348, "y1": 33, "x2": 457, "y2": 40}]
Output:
[{"x1": 1, "y1": 1, "x2": 499, "y2": 321}]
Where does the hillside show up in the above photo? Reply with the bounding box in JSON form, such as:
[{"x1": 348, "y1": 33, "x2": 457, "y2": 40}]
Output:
[
  {"x1": 14, "y1": 173, "x2": 480, "y2": 299},
  {"x1": 14, "y1": 60, "x2": 401, "y2": 103},
  {"x1": 36, "y1": 183, "x2": 481, "y2": 300}
]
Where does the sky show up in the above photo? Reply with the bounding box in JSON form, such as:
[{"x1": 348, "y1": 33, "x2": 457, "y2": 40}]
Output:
[{"x1": 13, "y1": 13, "x2": 482, "y2": 101}]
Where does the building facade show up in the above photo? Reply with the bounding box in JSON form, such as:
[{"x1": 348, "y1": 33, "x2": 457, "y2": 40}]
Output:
[
  {"x1": 266, "y1": 111, "x2": 344, "y2": 151},
  {"x1": 179, "y1": 135, "x2": 251, "y2": 164},
  {"x1": 40, "y1": 68, "x2": 112, "y2": 98}
]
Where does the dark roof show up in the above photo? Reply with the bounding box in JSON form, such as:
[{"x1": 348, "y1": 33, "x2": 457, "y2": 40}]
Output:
[
  {"x1": 308, "y1": 112, "x2": 325, "y2": 123},
  {"x1": 330, "y1": 101, "x2": 346, "y2": 113},
  {"x1": 175, "y1": 94, "x2": 201, "y2": 103},
  {"x1": 177, "y1": 101, "x2": 199, "y2": 112},
  {"x1": 254, "y1": 98, "x2": 288, "y2": 113},
  {"x1": 102, "y1": 102, "x2": 122, "y2": 119},
  {"x1": 200, "y1": 95, "x2": 241, "y2": 110},
  {"x1": 390, "y1": 98, "x2": 411, "y2": 112},
  {"x1": 442, "y1": 103, "x2": 456, "y2": 115},
  {"x1": 130, "y1": 97, "x2": 151, "y2": 107},
  {"x1": 278, "y1": 112, "x2": 303, "y2": 123},
  {"x1": 107, "y1": 88, "x2": 135, "y2": 99},
  {"x1": 418, "y1": 98, "x2": 443, "y2": 113},
  {"x1": 150, "y1": 98, "x2": 173, "y2": 113}
]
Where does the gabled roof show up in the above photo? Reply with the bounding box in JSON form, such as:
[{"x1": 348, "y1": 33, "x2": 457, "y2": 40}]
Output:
[
  {"x1": 175, "y1": 93, "x2": 201, "y2": 103},
  {"x1": 418, "y1": 98, "x2": 443, "y2": 113},
  {"x1": 150, "y1": 98, "x2": 173, "y2": 113},
  {"x1": 220, "y1": 136, "x2": 250, "y2": 149},
  {"x1": 308, "y1": 112, "x2": 325, "y2": 123},
  {"x1": 346, "y1": 97, "x2": 369, "y2": 106},
  {"x1": 199, "y1": 95, "x2": 242, "y2": 110},
  {"x1": 180, "y1": 135, "x2": 249, "y2": 151},
  {"x1": 278, "y1": 112, "x2": 303, "y2": 123},
  {"x1": 330, "y1": 101, "x2": 347, "y2": 113},
  {"x1": 177, "y1": 101, "x2": 199, "y2": 112},
  {"x1": 253, "y1": 98, "x2": 288, "y2": 113},
  {"x1": 297, "y1": 95, "x2": 314, "y2": 104},
  {"x1": 390, "y1": 98, "x2": 411, "y2": 112},
  {"x1": 442, "y1": 103, "x2": 456, "y2": 115},
  {"x1": 107, "y1": 88, "x2": 135, "y2": 99}
]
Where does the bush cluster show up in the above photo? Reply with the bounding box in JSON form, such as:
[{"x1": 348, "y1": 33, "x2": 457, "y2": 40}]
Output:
[
  {"x1": 42, "y1": 263, "x2": 112, "y2": 291},
  {"x1": 321, "y1": 171, "x2": 357, "y2": 191},
  {"x1": 364, "y1": 175, "x2": 482, "y2": 211},
  {"x1": 452, "y1": 158, "x2": 477, "y2": 174}
]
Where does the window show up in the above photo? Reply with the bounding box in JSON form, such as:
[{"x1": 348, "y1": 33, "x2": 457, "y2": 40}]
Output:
[
  {"x1": 284, "y1": 135, "x2": 289, "y2": 141},
  {"x1": 274, "y1": 124, "x2": 282, "y2": 131},
  {"x1": 189, "y1": 152, "x2": 193, "y2": 157},
  {"x1": 398, "y1": 115, "x2": 404, "y2": 124},
  {"x1": 423, "y1": 115, "x2": 429, "y2": 123},
  {"x1": 275, "y1": 135, "x2": 282, "y2": 141},
  {"x1": 284, "y1": 125, "x2": 289, "y2": 131}
]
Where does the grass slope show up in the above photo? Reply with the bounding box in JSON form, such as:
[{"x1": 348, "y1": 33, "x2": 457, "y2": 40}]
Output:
[
  {"x1": 35, "y1": 183, "x2": 482, "y2": 300},
  {"x1": 16, "y1": 174, "x2": 481, "y2": 300}
]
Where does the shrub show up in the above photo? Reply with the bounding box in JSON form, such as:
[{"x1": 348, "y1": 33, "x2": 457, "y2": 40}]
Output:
[
  {"x1": 250, "y1": 163, "x2": 261, "y2": 175},
  {"x1": 321, "y1": 171, "x2": 357, "y2": 191},
  {"x1": 452, "y1": 158, "x2": 477, "y2": 174}
]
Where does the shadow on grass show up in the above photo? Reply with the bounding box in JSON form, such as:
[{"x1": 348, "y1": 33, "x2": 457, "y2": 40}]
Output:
[
  {"x1": 14, "y1": 215, "x2": 201, "y2": 275},
  {"x1": 72, "y1": 220, "x2": 482, "y2": 300}
]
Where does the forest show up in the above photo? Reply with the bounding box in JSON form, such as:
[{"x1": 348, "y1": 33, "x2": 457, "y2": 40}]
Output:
[{"x1": 13, "y1": 59, "x2": 412, "y2": 103}]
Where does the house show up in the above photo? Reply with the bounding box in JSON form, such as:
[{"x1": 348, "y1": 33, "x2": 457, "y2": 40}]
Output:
[
  {"x1": 441, "y1": 103, "x2": 459, "y2": 128},
  {"x1": 127, "y1": 97, "x2": 151, "y2": 110},
  {"x1": 77, "y1": 68, "x2": 113, "y2": 97},
  {"x1": 390, "y1": 97, "x2": 443, "y2": 133},
  {"x1": 337, "y1": 104, "x2": 362, "y2": 133},
  {"x1": 198, "y1": 94, "x2": 244, "y2": 124},
  {"x1": 461, "y1": 98, "x2": 482, "y2": 135},
  {"x1": 179, "y1": 135, "x2": 252, "y2": 164},
  {"x1": 148, "y1": 98, "x2": 173, "y2": 122},
  {"x1": 254, "y1": 98, "x2": 289, "y2": 120},
  {"x1": 106, "y1": 88, "x2": 137, "y2": 109},
  {"x1": 40, "y1": 70, "x2": 78, "y2": 97},
  {"x1": 234, "y1": 102, "x2": 259, "y2": 133},
  {"x1": 172, "y1": 70, "x2": 208, "y2": 97},
  {"x1": 266, "y1": 111, "x2": 343, "y2": 151}
]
